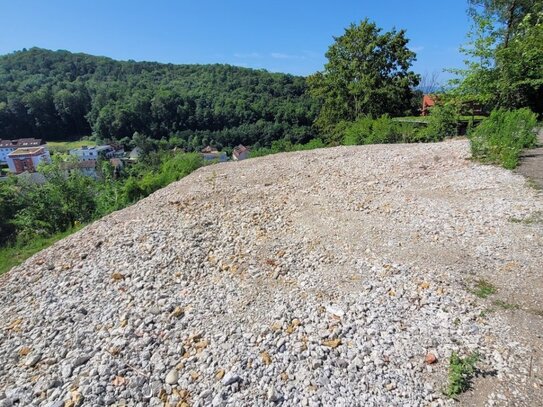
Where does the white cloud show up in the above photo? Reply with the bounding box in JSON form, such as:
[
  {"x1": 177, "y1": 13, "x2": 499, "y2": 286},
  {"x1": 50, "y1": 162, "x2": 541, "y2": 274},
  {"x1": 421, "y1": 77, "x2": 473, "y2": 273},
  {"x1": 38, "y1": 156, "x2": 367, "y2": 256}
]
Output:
[
  {"x1": 233, "y1": 52, "x2": 263, "y2": 59},
  {"x1": 270, "y1": 52, "x2": 308, "y2": 60}
]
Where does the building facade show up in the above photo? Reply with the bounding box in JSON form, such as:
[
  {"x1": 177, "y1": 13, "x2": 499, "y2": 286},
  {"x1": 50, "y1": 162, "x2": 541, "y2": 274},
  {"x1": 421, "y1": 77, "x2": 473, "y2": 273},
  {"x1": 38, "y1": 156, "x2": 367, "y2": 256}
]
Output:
[
  {"x1": 0, "y1": 138, "x2": 45, "y2": 164},
  {"x1": 69, "y1": 145, "x2": 115, "y2": 161},
  {"x1": 6, "y1": 147, "x2": 51, "y2": 174}
]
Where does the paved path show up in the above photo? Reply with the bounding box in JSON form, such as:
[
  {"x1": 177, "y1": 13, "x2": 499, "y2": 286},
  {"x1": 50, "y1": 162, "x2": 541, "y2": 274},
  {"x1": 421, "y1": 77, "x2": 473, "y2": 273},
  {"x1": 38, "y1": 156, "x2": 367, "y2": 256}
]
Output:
[{"x1": 517, "y1": 128, "x2": 543, "y2": 188}]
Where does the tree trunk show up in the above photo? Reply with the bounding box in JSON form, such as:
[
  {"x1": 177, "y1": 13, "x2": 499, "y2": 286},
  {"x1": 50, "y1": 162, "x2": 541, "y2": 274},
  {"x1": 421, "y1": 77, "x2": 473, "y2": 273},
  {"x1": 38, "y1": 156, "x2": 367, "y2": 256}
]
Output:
[{"x1": 504, "y1": 1, "x2": 517, "y2": 48}]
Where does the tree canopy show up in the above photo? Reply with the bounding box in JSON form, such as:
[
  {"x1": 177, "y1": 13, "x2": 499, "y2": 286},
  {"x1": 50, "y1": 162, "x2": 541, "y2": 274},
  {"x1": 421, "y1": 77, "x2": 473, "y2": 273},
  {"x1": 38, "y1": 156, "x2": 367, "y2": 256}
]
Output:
[
  {"x1": 0, "y1": 48, "x2": 319, "y2": 148},
  {"x1": 307, "y1": 19, "x2": 420, "y2": 132},
  {"x1": 452, "y1": 2, "x2": 543, "y2": 114}
]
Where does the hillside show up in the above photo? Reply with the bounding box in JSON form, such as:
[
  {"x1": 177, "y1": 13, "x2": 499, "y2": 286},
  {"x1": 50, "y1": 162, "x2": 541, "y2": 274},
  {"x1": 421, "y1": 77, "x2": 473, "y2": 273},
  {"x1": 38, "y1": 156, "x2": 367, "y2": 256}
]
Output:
[
  {"x1": 0, "y1": 48, "x2": 318, "y2": 146},
  {"x1": 1, "y1": 141, "x2": 542, "y2": 406}
]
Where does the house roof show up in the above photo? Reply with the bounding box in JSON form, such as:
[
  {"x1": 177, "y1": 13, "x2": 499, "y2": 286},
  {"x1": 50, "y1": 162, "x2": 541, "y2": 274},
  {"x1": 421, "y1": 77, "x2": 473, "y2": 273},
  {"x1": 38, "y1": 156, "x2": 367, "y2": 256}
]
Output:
[
  {"x1": 7, "y1": 147, "x2": 46, "y2": 157},
  {"x1": 233, "y1": 145, "x2": 249, "y2": 156},
  {"x1": 0, "y1": 138, "x2": 44, "y2": 148},
  {"x1": 110, "y1": 158, "x2": 123, "y2": 167},
  {"x1": 62, "y1": 159, "x2": 97, "y2": 170},
  {"x1": 201, "y1": 146, "x2": 219, "y2": 154}
]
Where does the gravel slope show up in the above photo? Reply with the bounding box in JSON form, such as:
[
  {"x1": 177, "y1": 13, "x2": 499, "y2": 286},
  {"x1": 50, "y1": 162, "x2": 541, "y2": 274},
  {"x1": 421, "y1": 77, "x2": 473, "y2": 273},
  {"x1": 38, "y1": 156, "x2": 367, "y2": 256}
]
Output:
[{"x1": 1, "y1": 140, "x2": 542, "y2": 406}]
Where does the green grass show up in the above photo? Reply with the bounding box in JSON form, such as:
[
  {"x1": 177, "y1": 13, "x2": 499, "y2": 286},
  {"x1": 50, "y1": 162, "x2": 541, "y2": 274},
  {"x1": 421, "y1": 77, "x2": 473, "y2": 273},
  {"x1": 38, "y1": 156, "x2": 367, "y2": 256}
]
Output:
[
  {"x1": 509, "y1": 211, "x2": 543, "y2": 225},
  {"x1": 492, "y1": 300, "x2": 520, "y2": 310},
  {"x1": 393, "y1": 115, "x2": 486, "y2": 123},
  {"x1": 472, "y1": 279, "x2": 497, "y2": 299},
  {"x1": 444, "y1": 352, "x2": 479, "y2": 398},
  {"x1": 0, "y1": 226, "x2": 83, "y2": 275},
  {"x1": 46, "y1": 139, "x2": 96, "y2": 153},
  {"x1": 526, "y1": 178, "x2": 542, "y2": 190}
]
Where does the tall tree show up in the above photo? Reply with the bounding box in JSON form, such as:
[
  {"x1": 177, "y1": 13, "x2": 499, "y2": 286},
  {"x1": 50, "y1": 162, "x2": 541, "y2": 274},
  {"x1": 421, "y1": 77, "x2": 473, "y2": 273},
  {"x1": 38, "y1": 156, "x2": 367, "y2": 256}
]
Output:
[
  {"x1": 468, "y1": 0, "x2": 543, "y2": 47},
  {"x1": 308, "y1": 19, "x2": 419, "y2": 132},
  {"x1": 452, "y1": 2, "x2": 543, "y2": 114}
]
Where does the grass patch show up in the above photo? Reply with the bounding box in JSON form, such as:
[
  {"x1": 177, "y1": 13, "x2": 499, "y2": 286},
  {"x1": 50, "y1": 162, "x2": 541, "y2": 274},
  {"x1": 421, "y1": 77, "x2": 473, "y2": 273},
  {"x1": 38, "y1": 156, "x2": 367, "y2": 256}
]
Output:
[
  {"x1": 492, "y1": 300, "x2": 520, "y2": 310},
  {"x1": 509, "y1": 211, "x2": 543, "y2": 225},
  {"x1": 46, "y1": 139, "x2": 96, "y2": 154},
  {"x1": 526, "y1": 178, "x2": 542, "y2": 190},
  {"x1": 444, "y1": 352, "x2": 479, "y2": 398},
  {"x1": 0, "y1": 226, "x2": 83, "y2": 275},
  {"x1": 472, "y1": 279, "x2": 497, "y2": 299}
]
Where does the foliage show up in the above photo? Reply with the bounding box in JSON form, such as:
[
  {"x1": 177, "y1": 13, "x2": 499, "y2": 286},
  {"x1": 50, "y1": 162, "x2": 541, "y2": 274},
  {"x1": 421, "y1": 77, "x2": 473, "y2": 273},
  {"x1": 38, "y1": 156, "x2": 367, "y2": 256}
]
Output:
[
  {"x1": 122, "y1": 153, "x2": 202, "y2": 201},
  {"x1": 444, "y1": 352, "x2": 479, "y2": 398},
  {"x1": 451, "y1": 4, "x2": 543, "y2": 115},
  {"x1": 0, "y1": 48, "x2": 318, "y2": 147},
  {"x1": 249, "y1": 138, "x2": 326, "y2": 158},
  {"x1": 472, "y1": 278, "x2": 497, "y2": 298},
  {"x1": 341, "y1": 111, "x2": 456, "y2": 146},
  {"x1": 469, "y1": 108, "x2": 537, "y2": 168},
  {"x1": 0, "y1": 150, "x2": 202, "y2": 258},
  {"x1": 468, "y1": 0, "x2": 543, "y2": 46},
  {"x1": 0, "y1": 226, "x2": 82, "y2": 275},
  {"x1": 448, "y1": 14, "x2": 499, "y2": 105},
  {"x1": 495, "y1": 16, "x2": 543, "y2": 113},
  {"x1": 12, "y1": 156, "x2": 97, "y2": 243},
  {"x1": 308, "y1": 19, "x2": 420, "y2": 132},
  {"x1": 422, "y1": 104, "x2": 460, "y2": 141}
]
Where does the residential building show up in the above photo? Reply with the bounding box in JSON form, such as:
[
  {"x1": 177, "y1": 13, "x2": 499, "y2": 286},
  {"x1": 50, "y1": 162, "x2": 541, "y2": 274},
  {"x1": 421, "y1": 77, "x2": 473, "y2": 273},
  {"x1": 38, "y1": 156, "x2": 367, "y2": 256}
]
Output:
[
  {"x1": 0, "y1": 138, "x2": 45, "y2": 163},
  {"x1": 129, "y1": 147, "x2": 142, "y2": 161},
  {"x1": 68, "y1": 145, "x2": 121, "y2": 178},
  {"x1": 232, "y1": 145, "x2": 250, "y2": 161},
  {"x1": 6, "y1": 147, "x2": 51, "y2": 174},
  {"x1": 421, "y1": 95, "x2": 438, "y2": 116},
  {"x1": 61, "y1": 160, "x2": 98, "y2": 178},
  {"x1": 69, "y1": 145, "x2": 115, "y2": 161}
]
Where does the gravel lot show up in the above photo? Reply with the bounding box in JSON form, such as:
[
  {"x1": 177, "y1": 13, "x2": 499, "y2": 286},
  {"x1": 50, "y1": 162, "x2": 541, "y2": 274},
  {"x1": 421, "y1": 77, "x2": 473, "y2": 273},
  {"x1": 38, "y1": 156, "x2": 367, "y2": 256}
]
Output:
[{"x1": 1, "y1": 140, "x2": 542, "y2": 406}]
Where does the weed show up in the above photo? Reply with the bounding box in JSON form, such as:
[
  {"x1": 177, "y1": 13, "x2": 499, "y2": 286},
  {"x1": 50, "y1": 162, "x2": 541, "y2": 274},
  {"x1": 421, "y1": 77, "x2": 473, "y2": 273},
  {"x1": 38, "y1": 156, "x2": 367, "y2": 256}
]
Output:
[
  {"x1": 0, "y1": 225, "x2": 83, "y2": 275},
  {"x1": 444, "y1": 352, "x2": 479, "y2": 398},
  {"x1": 492, "y1": 300, "x2": 520, "y2": 310},
  {"x1": 473, "y1": 279, "x2": 497, "y2": 299},
  {"x1": 509, "y1": 211, "x2": 543, "y2": 225},
  {"x1": 526, "y1": 178, "x2": 542, "y2": 190}
]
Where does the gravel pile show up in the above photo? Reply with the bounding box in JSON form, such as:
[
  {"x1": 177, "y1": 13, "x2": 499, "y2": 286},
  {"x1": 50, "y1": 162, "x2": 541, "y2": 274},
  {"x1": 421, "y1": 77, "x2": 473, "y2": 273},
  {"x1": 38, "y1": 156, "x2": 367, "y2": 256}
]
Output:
[{"x1": 1, "y1": 140, "x2": 542, "y2": 406}]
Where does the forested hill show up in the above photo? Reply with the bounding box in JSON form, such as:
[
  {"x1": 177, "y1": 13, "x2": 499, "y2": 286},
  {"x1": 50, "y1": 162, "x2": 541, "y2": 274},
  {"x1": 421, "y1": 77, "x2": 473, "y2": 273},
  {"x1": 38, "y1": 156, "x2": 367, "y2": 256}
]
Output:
[{"x1": 0, "y1": 48, "x2": 318, "y2": 147}]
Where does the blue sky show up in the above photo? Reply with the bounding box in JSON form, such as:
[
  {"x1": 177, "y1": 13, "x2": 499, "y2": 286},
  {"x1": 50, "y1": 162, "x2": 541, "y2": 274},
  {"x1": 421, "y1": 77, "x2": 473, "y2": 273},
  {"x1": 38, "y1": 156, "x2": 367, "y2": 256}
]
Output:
[{"x1": 0, "y1": 0, "x2": 471, "y2": 82}]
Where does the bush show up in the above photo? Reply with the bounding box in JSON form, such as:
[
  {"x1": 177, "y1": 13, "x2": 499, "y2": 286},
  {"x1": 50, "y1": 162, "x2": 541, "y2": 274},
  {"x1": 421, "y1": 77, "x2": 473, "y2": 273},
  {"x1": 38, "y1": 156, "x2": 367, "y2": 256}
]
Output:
[
  {"x1": 249, "y1": 138, "x2": 326, "y2": 157},
  {"x1": 342, "y1": 115, "x2": 425, "y2": 145},
  {"x1": 470, "y1": 108, "x2": 538, "y2": 169},
  {"x1": 422, "y1": 104, "x2": 459, "y2": 141}
]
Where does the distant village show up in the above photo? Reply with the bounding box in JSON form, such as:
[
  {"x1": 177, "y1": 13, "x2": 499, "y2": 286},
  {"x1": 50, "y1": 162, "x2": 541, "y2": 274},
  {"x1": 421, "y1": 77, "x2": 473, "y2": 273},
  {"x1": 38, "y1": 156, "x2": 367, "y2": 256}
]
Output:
[{"x1": 0, "y1": 138, "x2": 250, "y2": 180}]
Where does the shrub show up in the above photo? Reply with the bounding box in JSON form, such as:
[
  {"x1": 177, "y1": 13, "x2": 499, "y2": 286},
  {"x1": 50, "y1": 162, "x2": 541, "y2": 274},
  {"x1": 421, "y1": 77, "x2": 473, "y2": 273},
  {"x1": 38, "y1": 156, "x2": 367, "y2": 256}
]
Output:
[
  {"x1": 249, "y1": 138, "x2": 326, "y2": 157},
  {"x1": 470, "y1": 108, "x2": 538, "y2": 169},
  {"x1": 422, "y1": 104, "x2": 459, "y2": 141},
  {"x1": 343, "y1": 117, "x2": 374, "y2": 145},
  {"x1": 342, "y1": 115, "x2": 426, "y2": 145}
]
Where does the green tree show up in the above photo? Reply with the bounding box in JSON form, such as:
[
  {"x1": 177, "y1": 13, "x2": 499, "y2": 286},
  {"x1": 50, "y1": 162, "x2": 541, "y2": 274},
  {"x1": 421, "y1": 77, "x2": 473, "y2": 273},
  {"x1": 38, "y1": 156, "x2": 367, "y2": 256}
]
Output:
[
  {"x1": 452, "y1": 4, "x2": 543, "y2": 114},
  {"x1": 468, "y1": 0, "x2": 542, "y2": 47},
  {"x1": 495, "y1": 14, "x2": 543, "y2": 113},
  {"x1": 308, "y1": 19, "x2": 420, "y2": 132}
]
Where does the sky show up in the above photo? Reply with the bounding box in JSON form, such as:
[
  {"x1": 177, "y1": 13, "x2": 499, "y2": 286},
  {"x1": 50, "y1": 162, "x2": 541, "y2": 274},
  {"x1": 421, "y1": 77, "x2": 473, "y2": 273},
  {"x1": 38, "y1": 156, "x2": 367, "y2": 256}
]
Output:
[{"x1": 0, "y1": 0, "x2": 471, "y2": 82}]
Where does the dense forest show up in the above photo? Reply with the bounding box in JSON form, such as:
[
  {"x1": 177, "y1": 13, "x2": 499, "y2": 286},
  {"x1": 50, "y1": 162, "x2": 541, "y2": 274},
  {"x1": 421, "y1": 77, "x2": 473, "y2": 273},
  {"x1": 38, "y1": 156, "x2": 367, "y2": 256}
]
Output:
[{"x1": 0, "y1": 48, "x2": 319, "y2": 148}]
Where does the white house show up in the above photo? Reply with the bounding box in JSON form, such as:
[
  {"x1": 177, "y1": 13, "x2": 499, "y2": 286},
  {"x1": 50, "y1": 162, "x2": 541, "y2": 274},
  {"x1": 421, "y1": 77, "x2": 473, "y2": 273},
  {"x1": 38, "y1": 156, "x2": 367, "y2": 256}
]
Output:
[
  {"x1": 69, "y1": 145, "x2": 115, "y2": 161},
  {"x1": 0, "y1": 138, "x2": 45, "y2": 164},
  {"x1": 7, "y1": 147, "x2": 51, "y2": 174}
]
